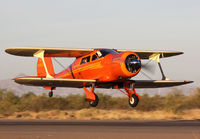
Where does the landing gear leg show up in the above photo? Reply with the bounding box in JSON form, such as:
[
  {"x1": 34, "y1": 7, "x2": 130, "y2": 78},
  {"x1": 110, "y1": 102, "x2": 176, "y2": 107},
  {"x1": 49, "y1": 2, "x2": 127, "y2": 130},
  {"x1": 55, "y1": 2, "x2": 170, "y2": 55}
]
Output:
[
  {"x1": 83, "y1": 84, "x2": 99, "y2": 107},
  {"x1": 118, "y1": 83, "x2": 140, "y2": 108},
  {"x1": 125, "y1": 87, "x2": 140, "y2": 107}
]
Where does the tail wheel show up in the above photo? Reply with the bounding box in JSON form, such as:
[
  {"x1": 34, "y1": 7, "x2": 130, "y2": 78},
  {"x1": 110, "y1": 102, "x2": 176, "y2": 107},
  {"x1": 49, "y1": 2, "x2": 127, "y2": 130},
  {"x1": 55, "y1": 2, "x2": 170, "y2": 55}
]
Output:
[
  {"x1": 89, "y1": 93, "x2": 99, "y2": 107},
  {"x1": 128, "y1": 94, "x2": 139, "y2": 107},
  {"x1": 49, "y1": 91, "x2": 53, "y2": 97}
]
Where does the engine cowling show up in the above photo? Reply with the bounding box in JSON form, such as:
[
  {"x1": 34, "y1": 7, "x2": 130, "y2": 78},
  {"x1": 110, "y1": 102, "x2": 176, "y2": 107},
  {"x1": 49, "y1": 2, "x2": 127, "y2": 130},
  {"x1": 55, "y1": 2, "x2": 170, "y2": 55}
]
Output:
[
  {"x1": 95, "y1": 50, "x2": 142, "y2": 81},
  {"x1": 125, "y1": 54, "x2": 141, "y2": 73},
  {"x1": 120, "y1": 52, "x2": 141, "y2": 78}
]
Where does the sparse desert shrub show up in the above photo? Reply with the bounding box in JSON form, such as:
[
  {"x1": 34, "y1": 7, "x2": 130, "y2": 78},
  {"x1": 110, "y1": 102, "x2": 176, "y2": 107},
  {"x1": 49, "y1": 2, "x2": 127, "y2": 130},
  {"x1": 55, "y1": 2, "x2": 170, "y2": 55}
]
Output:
[
  {"x1": 162, "y1": 89, "x2": 186, "y2": 113},
  {"x1": 0, "y1": 88, "x2": 199, "y2": 114},
  {"x1": 136, "y1": 94, "x2": 163, "y2": 111}
]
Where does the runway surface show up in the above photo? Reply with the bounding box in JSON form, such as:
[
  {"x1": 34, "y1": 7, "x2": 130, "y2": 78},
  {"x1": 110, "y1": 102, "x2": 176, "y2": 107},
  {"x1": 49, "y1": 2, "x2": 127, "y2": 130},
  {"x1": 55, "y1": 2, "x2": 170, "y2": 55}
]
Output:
[{"x1": 0, "y1": 120, "x2": 200, "y2": 139}]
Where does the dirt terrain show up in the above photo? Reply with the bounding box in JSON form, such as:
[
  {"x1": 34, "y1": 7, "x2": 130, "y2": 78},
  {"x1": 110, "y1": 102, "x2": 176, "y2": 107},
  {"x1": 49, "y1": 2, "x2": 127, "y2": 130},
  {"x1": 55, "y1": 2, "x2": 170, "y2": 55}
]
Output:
[{"x1": 1, "y1": 109, "x2": 200, "y2": 120}]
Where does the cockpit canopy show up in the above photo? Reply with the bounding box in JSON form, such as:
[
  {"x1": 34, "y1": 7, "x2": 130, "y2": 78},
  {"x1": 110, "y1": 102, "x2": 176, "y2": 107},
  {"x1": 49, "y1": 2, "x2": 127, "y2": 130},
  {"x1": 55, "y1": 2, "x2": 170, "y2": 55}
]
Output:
[
  {"x1": 80, "y1": 49, "x2": 118, "y2": 65},
  {"x1": 96, "y1": 49, "x2": 118, "y2": 58}
]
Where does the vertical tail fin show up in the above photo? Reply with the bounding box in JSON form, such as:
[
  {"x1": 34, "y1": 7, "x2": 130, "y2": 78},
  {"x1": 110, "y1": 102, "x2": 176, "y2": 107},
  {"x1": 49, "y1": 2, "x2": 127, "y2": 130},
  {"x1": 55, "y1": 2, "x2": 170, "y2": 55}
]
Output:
[
  {"x1": 34, "y1": 50, "x2": 55, "y2": 78},
  {"x1": 37, "y1": 57, "x2": 55, "y2": 77}
]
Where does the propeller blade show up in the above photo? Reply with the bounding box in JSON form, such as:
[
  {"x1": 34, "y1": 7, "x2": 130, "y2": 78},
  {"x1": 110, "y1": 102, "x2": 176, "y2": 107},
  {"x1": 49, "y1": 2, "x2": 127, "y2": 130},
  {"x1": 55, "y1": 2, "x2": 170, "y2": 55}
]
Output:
[{"x1": 141, "y1": 62, "x2": 155, "y2": 74}]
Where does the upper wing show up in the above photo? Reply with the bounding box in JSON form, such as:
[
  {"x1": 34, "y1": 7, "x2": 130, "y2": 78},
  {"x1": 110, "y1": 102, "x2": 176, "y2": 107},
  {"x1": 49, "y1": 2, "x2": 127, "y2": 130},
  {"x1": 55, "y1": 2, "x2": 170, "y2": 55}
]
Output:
[
  {"x1": 5, "y1": 47, "x2": 94, "y2": 57},
  {"x1": 6, "y1": 47, "x2": 183, "y2": 59},
  {"x1": 14, "y1": 77, "x2": 96, "y2": 88},
  {"x1": 117, "y1": 49, "x2": 183, "y2": 59},
  {"x1": 96, "y1": 80, "x2": 193, "y2": 89}
]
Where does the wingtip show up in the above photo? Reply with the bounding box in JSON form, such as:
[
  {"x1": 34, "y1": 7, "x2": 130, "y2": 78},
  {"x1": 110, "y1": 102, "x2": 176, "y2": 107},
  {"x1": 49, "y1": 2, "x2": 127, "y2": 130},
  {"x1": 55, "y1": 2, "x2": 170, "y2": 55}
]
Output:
[
  {"x1": 5, "y1": 48, "x2": 16, "y2": 55},
  {"x1": 179, "y1": 52, "x2": 184, "y2": 55},
  {"x1": 174, "y1": 51, "x2": 184, "y2": 56},
  {"x1": 184, "y1": 80, "x2": 194, "y2": 84},
  {"x1": 5, "y1": 48, "x2": 10, "y2": 54}
]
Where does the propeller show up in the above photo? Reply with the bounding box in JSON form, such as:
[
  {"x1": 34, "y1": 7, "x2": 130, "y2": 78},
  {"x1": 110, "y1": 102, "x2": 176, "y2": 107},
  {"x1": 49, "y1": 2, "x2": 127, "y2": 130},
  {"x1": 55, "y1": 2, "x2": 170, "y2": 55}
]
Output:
[
  {"x1": 125, "y1": 54, "x2": 141, "y2": 73},
  {"x1": 141, "y1": 61, "x2": 155, "y2": 74},
  {"x1": 125, "y1": 54, "x2": 155, "y2": 75}
]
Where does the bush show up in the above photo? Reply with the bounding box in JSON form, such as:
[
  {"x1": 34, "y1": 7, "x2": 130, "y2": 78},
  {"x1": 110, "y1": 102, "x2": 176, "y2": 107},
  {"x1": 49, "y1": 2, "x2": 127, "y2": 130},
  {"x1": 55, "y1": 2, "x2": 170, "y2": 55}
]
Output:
[
  {"x1": 136, "y1": 94, "x2": 163, "y2": 111},
  {"x1": 0, "y1": 88, "x2": 199, "y2": 114}
]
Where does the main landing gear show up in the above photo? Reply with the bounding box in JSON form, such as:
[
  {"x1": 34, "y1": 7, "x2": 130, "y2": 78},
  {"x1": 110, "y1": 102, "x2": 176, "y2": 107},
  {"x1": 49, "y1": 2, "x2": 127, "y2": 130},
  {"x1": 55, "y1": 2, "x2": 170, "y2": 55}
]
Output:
[
  {"x1": 48, "y1": 87, "x2": 55, "y2": 97},
  {"x1": 118, "y1": 84, "x2": 140, "y2": 108},
  {"x1": 83, "y1": 85, "x2": 99, "y2": 107},
  {"x1": 83, "y1": 83, "x2": 139, "y2": 108},
  {"x1": 128, "y1": 94, "x2": 139, "y2": 107},
  {"x1": 89, "y1": 93, "x2": 99, "y2": 107},
  {"x1": 49, "y1": 90, "x2": 53, "y2": 97}
]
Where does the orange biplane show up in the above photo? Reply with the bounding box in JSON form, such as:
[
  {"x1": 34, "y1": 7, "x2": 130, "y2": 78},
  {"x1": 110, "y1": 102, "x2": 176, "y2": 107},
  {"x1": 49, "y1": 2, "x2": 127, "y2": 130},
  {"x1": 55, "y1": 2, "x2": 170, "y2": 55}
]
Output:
[{"x1": 5, "y1": 47, "x2": 193, "y2": 107}]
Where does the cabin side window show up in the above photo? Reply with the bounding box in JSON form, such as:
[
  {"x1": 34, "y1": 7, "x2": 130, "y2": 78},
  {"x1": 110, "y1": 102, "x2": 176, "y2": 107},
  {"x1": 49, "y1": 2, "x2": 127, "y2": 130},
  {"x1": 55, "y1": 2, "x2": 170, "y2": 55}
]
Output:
[
  {"x1": 80, "y1": 56, "x2": 90, "y2": 64},
  {"x1": 92, "y1": 54, "x2": 99, "y2": 61}
]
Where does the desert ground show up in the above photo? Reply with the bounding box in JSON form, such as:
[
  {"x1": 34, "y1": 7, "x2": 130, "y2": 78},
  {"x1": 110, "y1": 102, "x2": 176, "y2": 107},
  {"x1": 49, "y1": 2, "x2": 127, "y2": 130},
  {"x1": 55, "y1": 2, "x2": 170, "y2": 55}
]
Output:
[{"x1": 1, "y1": 109, "x2": 200, "y2": 120}]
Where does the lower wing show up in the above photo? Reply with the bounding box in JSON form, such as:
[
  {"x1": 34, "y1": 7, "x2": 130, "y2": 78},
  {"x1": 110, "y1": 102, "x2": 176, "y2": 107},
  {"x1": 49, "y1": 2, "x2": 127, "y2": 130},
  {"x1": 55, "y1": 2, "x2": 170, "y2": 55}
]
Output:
[
  {"x1": 14, "y1": 77, "x2": 96, "y2": 88},
  {"x1": 14, "y1": 77, "x2": 193, "y2": 89},
  {"x1": 96, "y1": 80, "x2": 193, "y2": 89}
]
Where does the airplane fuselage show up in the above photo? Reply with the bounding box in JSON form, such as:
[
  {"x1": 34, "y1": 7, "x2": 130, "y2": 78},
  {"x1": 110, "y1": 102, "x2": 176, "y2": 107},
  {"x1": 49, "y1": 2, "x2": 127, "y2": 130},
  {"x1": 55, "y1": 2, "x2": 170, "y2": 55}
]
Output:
[{"x1": 55, "y1": 49, "x2": 141, "y2": 82}]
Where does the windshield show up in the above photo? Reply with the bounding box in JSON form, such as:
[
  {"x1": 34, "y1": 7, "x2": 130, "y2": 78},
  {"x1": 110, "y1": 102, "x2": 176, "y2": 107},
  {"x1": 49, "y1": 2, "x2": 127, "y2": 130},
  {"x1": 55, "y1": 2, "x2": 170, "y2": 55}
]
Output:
[{"x1": 97, "y1": 49, "x2": 118, "y2": 58}]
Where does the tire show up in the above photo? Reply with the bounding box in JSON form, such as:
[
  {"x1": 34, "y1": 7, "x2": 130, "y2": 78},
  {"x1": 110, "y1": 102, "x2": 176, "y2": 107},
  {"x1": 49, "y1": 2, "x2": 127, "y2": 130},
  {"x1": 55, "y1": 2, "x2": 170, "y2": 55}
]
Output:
[
  {"x1": 49, "y1": 91, "x2": 53, "y2": 97},
  {"x1": 89, "y1": 94, "x2": 99, "y2": 107},
  {"x1": 128, "y1": 94, "x2": 139, "y2": 107}
]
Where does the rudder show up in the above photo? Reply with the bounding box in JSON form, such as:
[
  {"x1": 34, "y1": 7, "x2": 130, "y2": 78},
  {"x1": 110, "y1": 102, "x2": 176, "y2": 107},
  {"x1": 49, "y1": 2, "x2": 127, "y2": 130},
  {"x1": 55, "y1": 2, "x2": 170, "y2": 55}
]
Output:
[{"x1": 37, "y1": 57, "x2": 55, "y2": 77}]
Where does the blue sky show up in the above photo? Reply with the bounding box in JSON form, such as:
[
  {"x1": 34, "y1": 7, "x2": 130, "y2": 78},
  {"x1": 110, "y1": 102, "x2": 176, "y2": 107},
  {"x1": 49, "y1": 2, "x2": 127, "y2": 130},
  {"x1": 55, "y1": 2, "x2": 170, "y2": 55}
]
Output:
[{"x1": 0, "y1": 0, "x2": 199, "y2": 85}]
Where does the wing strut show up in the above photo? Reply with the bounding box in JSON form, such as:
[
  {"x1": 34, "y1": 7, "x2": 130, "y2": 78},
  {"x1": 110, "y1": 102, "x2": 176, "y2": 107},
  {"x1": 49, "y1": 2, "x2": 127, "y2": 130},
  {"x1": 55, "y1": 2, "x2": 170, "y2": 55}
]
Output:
[
  {"x1": 149, "y1": 53, "x2": 169, "y2": 80},
  {"x1": 158, "y1": 62, "x2": 167, "y2": 80}
]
